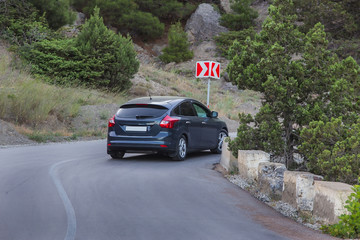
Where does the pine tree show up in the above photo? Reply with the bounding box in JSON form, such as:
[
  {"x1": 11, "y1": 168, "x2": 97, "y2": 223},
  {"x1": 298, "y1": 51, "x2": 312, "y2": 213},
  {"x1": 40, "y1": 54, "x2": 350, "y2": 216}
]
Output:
[
  {"x1": 227, "y1": 0, "x2": 360, "y2": 168},
  {"x1": 159, "y1": 22, "x2": 193, "y2": 63},
  {"x1": 75, "y1": 7, "x2": 139, "y2": 90}
]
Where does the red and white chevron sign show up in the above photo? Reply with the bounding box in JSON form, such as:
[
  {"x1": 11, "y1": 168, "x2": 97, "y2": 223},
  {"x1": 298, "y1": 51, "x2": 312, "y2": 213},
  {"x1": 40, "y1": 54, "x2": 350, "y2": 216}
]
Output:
[{"x1": 196, "y1": 61, "x2": 220, "y2": 79}]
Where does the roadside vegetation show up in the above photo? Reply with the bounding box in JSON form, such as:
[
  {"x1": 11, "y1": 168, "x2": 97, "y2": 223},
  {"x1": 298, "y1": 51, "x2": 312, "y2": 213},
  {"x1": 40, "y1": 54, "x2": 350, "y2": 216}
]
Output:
[{"x1": 0, "y1": 45, "x2": 126, "y2": 141}]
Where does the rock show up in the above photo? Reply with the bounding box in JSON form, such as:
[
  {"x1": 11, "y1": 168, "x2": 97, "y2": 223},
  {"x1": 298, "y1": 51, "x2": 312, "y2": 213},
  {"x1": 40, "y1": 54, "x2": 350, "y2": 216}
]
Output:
[
  {"x1": 185, "y1": 3, "x2": 228, "y2": 44},
  {"x1": 258, "y1": 162, "x2": 286, "y2": 200},
  {"x1": 222, "y1": 72, "x2": 230, "y2": 82},
  {"x1": 74, "y1": 12, "x2": 86, "y2": 26},
  {"x1": 220, "y1": 0, "x2": 232, "y2": 13},
  {"x1": 61, "y1": 12, "x2": 86, "y2": 38},
  {"x1": 133, "y1": 44, "x2": 153, "y2": 65}
]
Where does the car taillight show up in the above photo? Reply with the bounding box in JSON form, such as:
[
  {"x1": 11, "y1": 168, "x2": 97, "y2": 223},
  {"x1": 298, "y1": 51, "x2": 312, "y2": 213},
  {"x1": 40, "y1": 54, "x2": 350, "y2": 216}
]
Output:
[
  {"x1": 108, "y1": 115, "x2": 115, "y2": 128},
  {"x1": 160, "y1": 115, "x2": 179, "y2": 129}
]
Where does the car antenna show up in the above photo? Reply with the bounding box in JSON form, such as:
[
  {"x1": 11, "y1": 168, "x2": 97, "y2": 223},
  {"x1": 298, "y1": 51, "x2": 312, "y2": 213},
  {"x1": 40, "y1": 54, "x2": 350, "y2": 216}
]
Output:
[{"x1": 148, "y1": 91, "x2": 152, "y2": 101}]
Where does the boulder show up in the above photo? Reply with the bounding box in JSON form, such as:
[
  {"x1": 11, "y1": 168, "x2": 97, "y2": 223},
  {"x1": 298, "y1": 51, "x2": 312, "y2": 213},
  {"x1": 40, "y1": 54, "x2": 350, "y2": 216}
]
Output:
[
  {"x1": 185, "y1": 4, "x2": 228, "y2": 44},
  {"x1": 220, "y1": 0, "x2": 232, "y2": 13},
  {"x1": 258, "y1": 162, "x2": 286, "y2": 200}
]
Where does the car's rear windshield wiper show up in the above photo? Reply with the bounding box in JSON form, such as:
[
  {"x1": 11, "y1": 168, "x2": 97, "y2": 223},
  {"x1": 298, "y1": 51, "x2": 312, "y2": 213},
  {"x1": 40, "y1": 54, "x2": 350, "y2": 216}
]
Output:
[{"x1": 136, "y1": 115, "x2": 154, "y2": 119}]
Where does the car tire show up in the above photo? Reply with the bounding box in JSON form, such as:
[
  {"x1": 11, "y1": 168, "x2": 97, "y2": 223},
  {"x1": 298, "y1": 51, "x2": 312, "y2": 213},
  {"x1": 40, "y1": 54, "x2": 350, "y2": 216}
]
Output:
[
  {"x1": 211, "y1": 130, "x2": 228, "y2": 154},
  {"x1": 172, "y1": 135, "x2": 187, "y2": 161},
  {"x1": 110, "y1": 151, "x2": 125, "y2": 159}
]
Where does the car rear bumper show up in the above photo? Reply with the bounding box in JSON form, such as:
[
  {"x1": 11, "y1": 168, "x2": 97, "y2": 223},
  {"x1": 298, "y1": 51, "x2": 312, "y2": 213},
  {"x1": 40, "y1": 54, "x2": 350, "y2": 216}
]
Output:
[{"x1": 107, "y1": 130, "x2": 177, "y2": 154}]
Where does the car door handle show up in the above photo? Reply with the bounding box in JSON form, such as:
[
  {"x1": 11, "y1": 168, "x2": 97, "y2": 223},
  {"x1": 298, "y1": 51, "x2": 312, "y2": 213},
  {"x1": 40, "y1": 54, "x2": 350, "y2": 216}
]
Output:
[{"x1": 186, "y1": 121, "x2": 191, "y2": 124}]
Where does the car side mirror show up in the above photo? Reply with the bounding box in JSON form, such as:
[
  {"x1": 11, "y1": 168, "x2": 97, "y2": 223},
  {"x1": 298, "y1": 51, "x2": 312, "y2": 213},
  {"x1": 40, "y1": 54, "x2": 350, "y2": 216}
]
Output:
[{"x1": 210, "y1": 111, "x2": 218, "y2": 118}]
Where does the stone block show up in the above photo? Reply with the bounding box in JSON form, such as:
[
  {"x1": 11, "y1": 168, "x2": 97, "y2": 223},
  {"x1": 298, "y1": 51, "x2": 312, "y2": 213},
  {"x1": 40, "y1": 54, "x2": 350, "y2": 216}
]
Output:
[
  {"x1": 258, "y1": 162, "x2": 286, "y2": 200},
  {"x1": 282, "y1": 171, "x2": 316, "y2": 212},
  {"x1": 313, "y1": 181, "x2": 353, "y2": 224},
  {"x1": 220, "y1": 141, "x2": 237, "y2": 173},
  {"x1": 238, "y1": 150, "x2": 270, "y2": 181}
]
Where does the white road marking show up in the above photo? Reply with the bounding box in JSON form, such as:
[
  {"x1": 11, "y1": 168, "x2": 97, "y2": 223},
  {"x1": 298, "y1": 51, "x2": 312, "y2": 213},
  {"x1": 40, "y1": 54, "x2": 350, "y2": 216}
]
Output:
[{"x1": 49, "y1": 160, "x2": 77, "y2": 240}]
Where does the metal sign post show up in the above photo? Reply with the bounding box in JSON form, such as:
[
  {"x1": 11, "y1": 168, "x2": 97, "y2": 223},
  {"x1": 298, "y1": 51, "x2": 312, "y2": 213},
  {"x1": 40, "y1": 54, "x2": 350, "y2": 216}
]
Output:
[{"x1": 207, "y1": 78, "x2": 210, "y2": 108}]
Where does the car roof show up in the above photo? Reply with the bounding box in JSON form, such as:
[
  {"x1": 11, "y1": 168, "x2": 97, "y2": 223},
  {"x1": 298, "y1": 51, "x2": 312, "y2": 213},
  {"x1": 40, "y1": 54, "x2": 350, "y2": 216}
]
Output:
[{"x1": 122, "y1": 96, "x2": 193, "y2": 108}]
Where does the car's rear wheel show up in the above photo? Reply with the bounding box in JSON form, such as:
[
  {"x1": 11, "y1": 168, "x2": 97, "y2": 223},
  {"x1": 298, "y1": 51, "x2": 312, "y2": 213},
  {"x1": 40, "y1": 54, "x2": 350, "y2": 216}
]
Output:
[
  {"x1": 110, "y1": 151, "x2": 125, "y2": 159},
  {"x1": 211, "y1": 130, "x2": 228, "y2": 154},
  {"x1": 172, "y1": 135, "x2": 187, "y2": 161}
]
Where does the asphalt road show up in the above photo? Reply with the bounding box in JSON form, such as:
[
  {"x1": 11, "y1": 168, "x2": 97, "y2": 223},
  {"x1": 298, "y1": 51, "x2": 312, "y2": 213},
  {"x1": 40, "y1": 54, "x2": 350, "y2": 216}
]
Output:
[{"x1": 0, "y1": 140, "x2": 333, "y2": 240}]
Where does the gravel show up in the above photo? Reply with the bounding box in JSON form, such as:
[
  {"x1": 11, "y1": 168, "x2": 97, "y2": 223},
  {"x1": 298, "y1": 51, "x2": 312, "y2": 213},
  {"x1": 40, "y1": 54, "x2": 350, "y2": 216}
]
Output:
[
  {"x1": 0, "y1": 120, "x2": 35, "y2": 146},
  {"x1": 226, "y1": 173, "x2": 324, "y2": 231}
]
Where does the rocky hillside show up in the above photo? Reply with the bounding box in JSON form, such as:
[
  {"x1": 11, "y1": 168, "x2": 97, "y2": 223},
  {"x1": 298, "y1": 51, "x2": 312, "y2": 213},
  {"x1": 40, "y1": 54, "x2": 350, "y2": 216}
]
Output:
[{"x1": 0, "y1": 2, "x2": 265, "y2": 145}]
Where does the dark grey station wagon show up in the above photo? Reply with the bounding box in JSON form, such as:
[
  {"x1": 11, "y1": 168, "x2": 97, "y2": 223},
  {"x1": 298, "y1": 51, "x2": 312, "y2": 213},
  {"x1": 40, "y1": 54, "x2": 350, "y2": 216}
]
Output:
[{"x1": 107, "y1": 96, "x2": 228, "y2": 160}]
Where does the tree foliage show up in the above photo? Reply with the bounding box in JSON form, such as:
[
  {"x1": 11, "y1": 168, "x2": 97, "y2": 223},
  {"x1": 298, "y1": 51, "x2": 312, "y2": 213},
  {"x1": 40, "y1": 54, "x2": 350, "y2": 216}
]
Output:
[
  {"x1": 220, "y1": 0, "x2": 258, "y2": 31},
  {"x1": 299, "y1": 118, "x2": 360, "y2": 184},
  {"x1": 227, "y1": 0, "x2": 360, "y2": 168},
  {"x1": 72, "y1": 0, "x2": 195, "y2": 40},
  {"x1": 214, "y1": 27, "x2": 256, "y2": 58},
  {"x1": 134, "y1": 0, "x2": 195, "y2": 21},
  {"x1": 159, "y1": 22, "x2": 193, "y2": 63},
  {"x1": 293, "y1": 0, "x2": 359, "y2": 39},
  {"x1": 28, "y1": 0, "x2": 75, "y2": 29},
  {"x1": 122, "y1": 11, "x2": 165, "y2": 40},
  {"x1": 24, "y1": 7, "x2": 139, "y2": 91},
  {"x1": 0, "y1": 0, "x2": 52, "y2": 46}
]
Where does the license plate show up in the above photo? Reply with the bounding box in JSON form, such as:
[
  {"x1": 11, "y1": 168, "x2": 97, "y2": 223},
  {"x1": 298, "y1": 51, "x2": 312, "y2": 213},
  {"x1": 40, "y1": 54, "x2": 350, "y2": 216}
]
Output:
[{"x1": 125, "y1": 126, "x2": 147, "y2": 132}]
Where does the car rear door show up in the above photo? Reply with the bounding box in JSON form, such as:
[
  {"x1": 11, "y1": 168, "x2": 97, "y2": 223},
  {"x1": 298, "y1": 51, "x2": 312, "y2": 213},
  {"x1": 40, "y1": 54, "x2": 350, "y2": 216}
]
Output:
[{"x1": 192, "y1": 102, "x2": 218, "y2": 149}]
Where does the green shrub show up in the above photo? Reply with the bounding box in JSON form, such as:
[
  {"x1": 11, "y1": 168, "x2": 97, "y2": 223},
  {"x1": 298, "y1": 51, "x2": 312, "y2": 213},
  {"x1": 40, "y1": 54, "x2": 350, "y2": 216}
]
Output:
[
  {"x1": 299, "y1": 117, "x2": 360, "y2": 185},
  {"x1": 0, "y1": 0, "x2": 53, "y2": 46},
  {"x1": 122, "y1": 11, "x2": 165, "y2": 40},
  {"x1": 160, "y1": 22, "x2": 193, "y2": 63},
  {"x1": 214, "y1": 28, "x2": 256, "y2": 58},
  {"x1": 23, "y1": 7, "x2": 139, "y2": 91},
  {"x1": 134, "y1": 0, "x2": 196, "y2": 20},
  {"x1": 28, "y1": 0, "x2": 75, "y2": 29},
  {"x1": 22, "y1": 38, "x2": 86, "y2": 85},
  {"x1": 321, "y1": 179, "x2": 360, "y2": 238},
  {"x1": 76, "y1": 7, "x2": 139, "y2": 90},
  {"x1": 220, "y1": 0, "x2": 258, "y2": 31}
]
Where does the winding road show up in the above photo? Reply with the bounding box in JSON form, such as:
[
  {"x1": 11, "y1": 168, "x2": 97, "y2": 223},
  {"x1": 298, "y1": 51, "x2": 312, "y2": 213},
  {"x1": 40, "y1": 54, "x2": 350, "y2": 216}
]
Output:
[{"x1": 0, "y1": 140, "x2": 333, "y2": 240}]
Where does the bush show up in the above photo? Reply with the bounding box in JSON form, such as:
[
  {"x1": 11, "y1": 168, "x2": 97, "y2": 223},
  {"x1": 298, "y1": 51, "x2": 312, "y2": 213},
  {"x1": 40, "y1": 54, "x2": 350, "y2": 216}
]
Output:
[
  {"x1": 214, "y1": 28, "x2": 256, "y2": 58},
  {"x1": 0, "y1": 0, "x2": 53, "y2": 46},
  {"x1": 23, "y1": 7, "x2": 139, "y2": 91},
  {"x1": 76, "y1": 7, "x2": 139, "y2": 90},
  {"x1": 159, "y1": 22, "x2": 193, "y2": 63},
  {"x1": 122, "y1": 11, "x2": 165, "y2": 40},
  {"x1": 321, "y1": 179, "x2": 360, "y2": 238},
  {"x1": 134, "y1": 0, "x2": 196, "y2": 20},
  {"x1": 28, "y1": 0, "x2": 75, "y2": 29},
  {"x1": 299, "y1": 117, "x2": 360, "y2": 185},
  {"x1": 220, "y1": 0, "x2": 258, "y2": 31}
]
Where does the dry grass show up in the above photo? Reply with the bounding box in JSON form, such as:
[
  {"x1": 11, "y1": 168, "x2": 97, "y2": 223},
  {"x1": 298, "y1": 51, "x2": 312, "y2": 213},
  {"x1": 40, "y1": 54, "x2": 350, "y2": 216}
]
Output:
[
  {"x1": 139, "y1": 64, "x2": 261, "y2": 120},
  {"x1": 0, "y1": 46, "x2": 125, "y2": 131}
]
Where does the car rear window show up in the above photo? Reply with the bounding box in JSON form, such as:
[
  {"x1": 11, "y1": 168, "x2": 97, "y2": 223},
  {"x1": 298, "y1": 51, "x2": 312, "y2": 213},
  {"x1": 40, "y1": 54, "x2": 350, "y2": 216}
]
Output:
[{"x1": 116, "y1": 104, "x2": 168, "y2": 118}]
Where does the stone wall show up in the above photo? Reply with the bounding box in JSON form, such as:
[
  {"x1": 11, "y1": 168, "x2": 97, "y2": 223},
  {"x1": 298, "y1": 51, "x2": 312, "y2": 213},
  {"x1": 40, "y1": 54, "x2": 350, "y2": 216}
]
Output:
[
  {"x1": 220, "y1": 141, "x2": 238, "y2": 172},
  {"x1": 313, "y1": 181, "x2": 353, "y2": 224},
  {"x1": 238, "y1": 150, "x2": 269, "y2": 181},
  {"x1": 220, "y1": 148, "x2": 354, "y2": 224}
]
